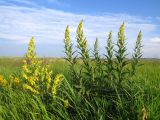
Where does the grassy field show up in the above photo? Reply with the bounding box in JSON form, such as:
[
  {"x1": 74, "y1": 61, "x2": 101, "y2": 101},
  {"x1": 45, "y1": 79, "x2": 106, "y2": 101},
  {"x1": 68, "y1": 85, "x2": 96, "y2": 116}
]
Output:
[
  {"x1": 0, "y1": 22, "x2": 160, "y2": 120},
  {"x1": 0, "y1": 57, "x2": 160, "y2": 119}
]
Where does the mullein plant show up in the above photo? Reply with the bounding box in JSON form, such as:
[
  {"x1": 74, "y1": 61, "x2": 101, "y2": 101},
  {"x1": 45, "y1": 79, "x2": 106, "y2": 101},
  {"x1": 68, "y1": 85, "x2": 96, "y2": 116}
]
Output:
[
  {"x1": 0, "y1": 74, "x2": 23, "y2": 91},
  {"x1": 64, "y1": 25, "x2": 78, "y2": 84},
  {"x1": 22, "y1": 37, "x2": 64, "y2": 98},
  {"x1": 113, "y1": 23, "x2": 130, "y2": 113},
  {"x1": 9, "y1": 75, "x2": 21, "y2": 89},
  {"x1": 93, "y1": 38, "x2": 104, "y2": 85},
  {"x1": 64, "y1": 21, "x2": 142, "y2": 94},
  {"x1": 105, "y1": 31, "x2": 115, "y2": 87},
  {"x1": 22, "y1": 37, "x2": 42, "y2": 94},
  {"x1": 76, "y1": 20, "x2": 94, "y2": 85},
  {"x1": 131, "y1": 31, "x2": 142, "y2": 77},
  {"x1": 0, "y1": 75, "x2": 7, "y2": 87},
  {"x1": 111, "y1": 24, "x2": 143, "y2": 118},
  {"x1": 114, "y1": 23, "x2": 129, "y2": 85},
  {"x1": 63, "y1": 21, "x2": 144, "y2": 119},
  {"x1": 130, "y1": 31, "x2": 144, "y2": 118},
  {"x1": 51, "y1": 74, "x2": 64, "y2": 97}
]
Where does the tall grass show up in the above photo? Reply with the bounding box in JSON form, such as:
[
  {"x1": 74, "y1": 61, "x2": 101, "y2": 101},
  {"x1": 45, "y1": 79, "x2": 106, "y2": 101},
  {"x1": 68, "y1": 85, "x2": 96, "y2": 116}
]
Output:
[{"x1": 0, "y1": 21, "x2": 160, "y2": 120}]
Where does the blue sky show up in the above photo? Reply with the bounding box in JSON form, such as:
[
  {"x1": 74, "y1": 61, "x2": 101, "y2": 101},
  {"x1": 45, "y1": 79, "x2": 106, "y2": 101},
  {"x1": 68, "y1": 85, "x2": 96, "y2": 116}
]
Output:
[{"x1": 0, "y1": 0, "x2": 160, "y2": 58}]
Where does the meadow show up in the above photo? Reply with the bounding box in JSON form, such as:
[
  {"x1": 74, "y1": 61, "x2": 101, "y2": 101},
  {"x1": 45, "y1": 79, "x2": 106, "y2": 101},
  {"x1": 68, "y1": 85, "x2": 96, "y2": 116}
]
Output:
[{"x1": 0, "y1": 21, "x2": 160, "y2": 120}]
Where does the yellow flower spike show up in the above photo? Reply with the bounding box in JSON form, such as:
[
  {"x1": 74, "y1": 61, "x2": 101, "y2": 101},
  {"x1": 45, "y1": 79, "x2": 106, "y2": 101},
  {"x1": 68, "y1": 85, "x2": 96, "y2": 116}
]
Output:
[
  {"x1": 13, "y1": 77, "x2": 20, "y2": 85},
  {"x1": 22, "y1": 65, "x2": 30, "y2": 73},
  {"x1": 21, "y1": 37, "x2": 57, "y2": 96},
  {"x1": 0, "y1": 75, "x2": 3, "y2": 80},
  {"x1": 28, "y1": 76, "x2": 36, "y2": 86},
  {"x1": 9, "y1": 76, "x2": 21, "y2": 88},
  {"x1": 64, "y1": 25, "x2": 70, "y2": 47},
  {"x1": 23, "y1": 84, "x2": 39, "y2": 94},
  {"x1": 0, "y1": 75, "x2": 7, "y2": 86},
  {"x1": 22, "y1": 37, "x2": 40, "y2": 90},
  {"x1": 118, "y1": 22, "x2": 125, "y2": 46},
  {"x1": 51, "y1": 74, "x2": 64, "y2": 97},
  {"x1": 22, "y1": 72, "x2": 28, "y2": 80},
  {"x1": 22, "y1": 59, "x2": 27, "y2": 64},
  {"x1": 30, "y1": 60, "x2": 34, "y2": 65},
  {"x1": 63, "y1": 99, "x2": 69, "y2": 108}
]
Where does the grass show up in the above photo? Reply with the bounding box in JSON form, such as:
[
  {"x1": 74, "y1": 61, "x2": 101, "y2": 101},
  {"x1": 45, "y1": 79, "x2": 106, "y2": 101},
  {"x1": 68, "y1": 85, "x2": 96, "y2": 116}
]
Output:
[
  {"x1": 1, "y1": 58, "x2": 160, "y2": 84},
  {"x1": 0, "y1": 22, "x2": 160, "y2": 120},
  {"x1": 0, "y1": 57, "x2": 160, "y2": 119}
]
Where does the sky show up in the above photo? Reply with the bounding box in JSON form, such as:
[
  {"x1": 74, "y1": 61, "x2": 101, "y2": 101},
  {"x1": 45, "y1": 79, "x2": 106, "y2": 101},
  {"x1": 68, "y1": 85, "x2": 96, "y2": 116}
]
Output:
[{"x1": 0, "y1": 0, "x2": 160, "y2": 58}]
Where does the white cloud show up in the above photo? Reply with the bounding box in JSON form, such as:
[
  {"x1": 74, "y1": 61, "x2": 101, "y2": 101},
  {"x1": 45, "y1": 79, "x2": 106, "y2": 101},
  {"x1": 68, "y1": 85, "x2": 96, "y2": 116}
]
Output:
[
  {"x1": 0, "y1": 5, "x2": 157, "y2": 44},
  {"x1": 0, "y1": 0, "x2": 38, "y2": 7},
  {"x1": 0, "y1": 2, "x2": 159, "y2": 57},
  {"x1": 150, "y1": 37, "x2": 160, "y2": 43}
]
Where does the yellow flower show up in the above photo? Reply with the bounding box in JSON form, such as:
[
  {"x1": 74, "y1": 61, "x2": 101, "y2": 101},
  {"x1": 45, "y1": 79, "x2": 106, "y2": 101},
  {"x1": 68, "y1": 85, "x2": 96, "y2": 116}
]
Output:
[
  {"x1": 22, "y1": 65, "x2": 30, "y2": 73},
  {"x1": 44, "y1": 66, "x2": 52, "y2": 90},
  {"x1": 9, "y1": 75, "x2": 22, "y2": 88},
  {"x1": 22, "y1": 72, "x2": 28, "y2": 80},
  {"x1": 63, "y1": 99, "x2": 69, "y2": 108},
  {"x1": 0, "y1": 75, "x2": 7, "y2": 86},
  {"x1": 23, "y1": 59, "x2": 26, "y2": 63},
  {"x1": 118, "y1": 22, "x2": 125, "y2": 46},
  {"x1": 51, "y1": 74, "x2": 64, "y2": 97},
  {"x1": 23, "y1": 84, "x2": 39, "y2": 94},
  {"x1": 21, "y1": 37, "x2": 63, "y2": 97},
  {"x1": 28, "y1": 76, "x2": 36, "y2": 86},
  {"x1": 13, "y1": 77, "x2": 20, "y2": 86}
]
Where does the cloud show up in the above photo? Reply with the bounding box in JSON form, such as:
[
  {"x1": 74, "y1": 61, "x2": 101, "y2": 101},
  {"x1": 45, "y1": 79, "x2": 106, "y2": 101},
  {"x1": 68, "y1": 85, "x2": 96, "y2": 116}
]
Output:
[
  {"x1": 150, "y1": 37, "x2": 160, "y2": 43},
  {"x1": 0, "y1": 1, "x2": 159, "y2": 57},
  {"x1": 1, "y1": 0, "x2": 69, "y2": 8},
  {"x1": 0, "y1": 0, "x2": 38, "y2": 7},
  {"x1": 0, "y1": 5, "x2": 157, "y2": 44}
]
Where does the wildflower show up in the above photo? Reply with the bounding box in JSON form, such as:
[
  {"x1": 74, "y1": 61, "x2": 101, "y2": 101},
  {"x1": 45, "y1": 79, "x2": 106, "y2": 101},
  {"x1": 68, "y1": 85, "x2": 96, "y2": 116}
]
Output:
[
  {"x1": 22, "y1": 65, "x2": 30, "y2": 73},
  {"x1": 26, "y1": 37, "x2": 36, "y2": 60},
  {"x1": 64, "y1": 25, "x2": 70, "y2": 46},
  {"x1": 118, "y1": 22, "x2": 125, "y2": 46},
  {"x1": 22, "y1": 37, "x2": 40, "y2": 88},
  {"x1": 51, "y1": 74, "x2": 64, "y2": 97},
  {"x1": 23, "y1": 84, "x2": 39, "y2": 94},
  {"x1": 22, "y1": 72, "x2": 28, "y2": 80},
  {"x1": 9, "y1": 75, "x2": 22, "y2": 88},
  {"x1": 29, "y1": 76, "x2": 37, "y2": 86},
  {"x1": 63, "y1": 99, "x2": 69, "y2": 108},
  {"x1": 76, "y1": 20, "x2": 88, "y2": 52},
  {"x1": 0, "y1": 75, "x2": 7, "y2": 86},
  {"x1": 13, "y1": 77, "x2": 20, "y2": 85},
  {"x1": 21, "y1": 37, "x2": 62, "y2": 97},
  {"x1": 44, "y1": 66, "x2": 52, "y2": 90}
]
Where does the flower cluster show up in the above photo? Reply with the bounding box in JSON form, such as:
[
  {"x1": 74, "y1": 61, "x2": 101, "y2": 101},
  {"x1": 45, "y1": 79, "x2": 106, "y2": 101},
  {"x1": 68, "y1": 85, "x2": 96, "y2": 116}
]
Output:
[
  {"x1": 22, "y1": 37, "x2": 54, "y2": 95},
  {"x1": 9, "y1": 75, "x2": 21, "y2": 88},
  {"x1": 20, "y1": 37, "x2": 64, "y2": 98},
  {"x1": 23, "y1": 84, "x2": 39, "y2": 94},
  {"x1": 0, "y1": 75, "x2": 7, "y2": 86},
  {"x1": 22, "y1": 37, "x2": 41, "y2": 87},
  {"x1": 0, "y1": 37, "x2": 64, "y2": 101},
  {"x1": 51, "y1": 74, "x2": 64, "y2": 97}
]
